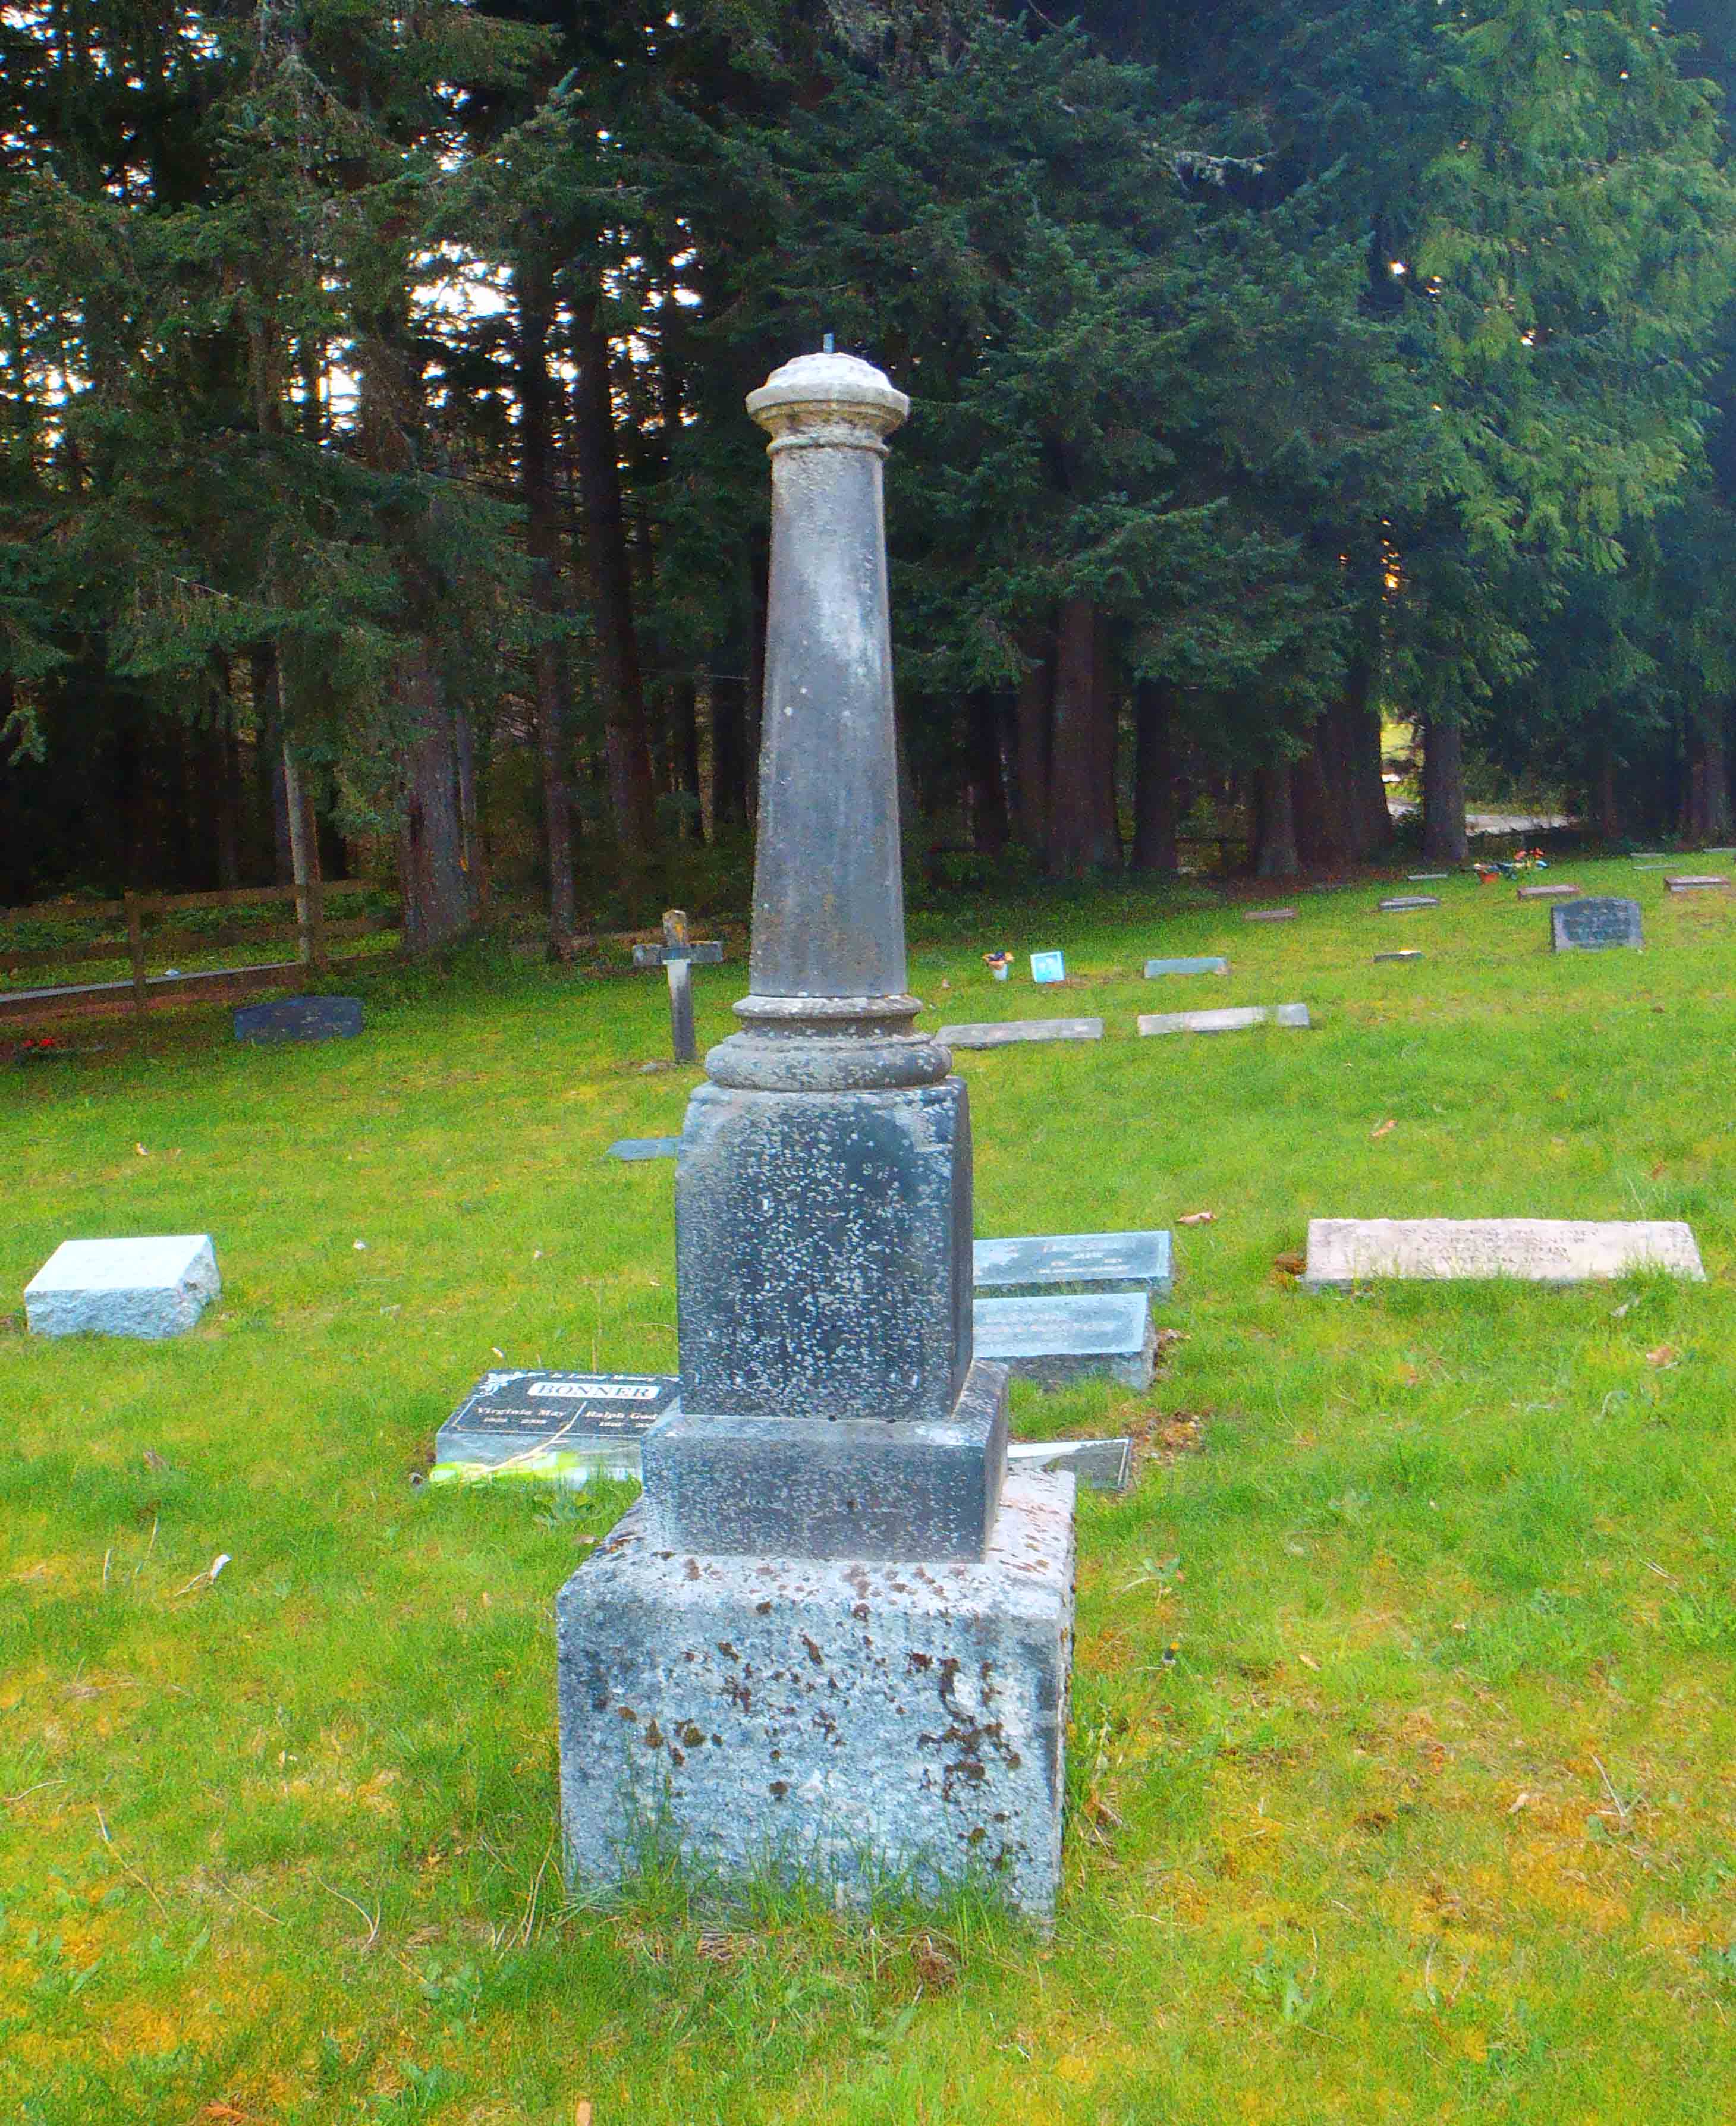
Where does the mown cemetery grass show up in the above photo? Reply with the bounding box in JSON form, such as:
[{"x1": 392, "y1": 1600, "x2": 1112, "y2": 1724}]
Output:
[{"x1": 7, "y1": 858, "x2": 1736, "y2": 2123}]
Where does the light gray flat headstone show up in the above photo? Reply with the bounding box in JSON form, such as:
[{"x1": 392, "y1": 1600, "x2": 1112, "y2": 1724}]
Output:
[
  {"x1": 1407, "y1": 872, "x2": 1450, "y2": 881},
  {"x1": 973, "y1": 1291, "x2": 1154, "y2": 1389},
  {"x1": 1373, "y1": 950, "x2": 1424, "y2": 963},
  {"x1": 1551, "y1": 896, "x2": 1643, "y2": 952},
  {"x1": 938, "y1": 1018, "x2": 1103, "y2": 1049},
  {"x1": 1007, "y1": 1437, "x2": 1131, "y2": 1492},
  {"x1": 1243, "y1": 908, "x2": 1297, "y2": 922},
  {"x1": 1380, "y1": 895, "x2": 1439, "y2": 911},
  {"x1": 1137, "y1": 1003, "x2": 1309, "y2": 1036},
  {"x1": 25, "y1": 1234, "x2": 220, "y2": 1339},
  {"x1": 1631, "y1": 858, "x2": 1674, "y2": 870},
  {"x1": 608, "y1": 1136, "x2": 679, "y2": 1161},
  {"x1": 1517, "y1": 883, "x2": 1580, "y2": 900},
  {"x1": 432, "y1": 1370, "x2": 679, "y2": 1485},
  {"x1": 1703, "y1": 848, "x2": 1736, "y2": 857},
  {"x1": 1666, "y1": 875, "x2": 1730, "y2": 892},
  {"x1": 974, "y1": 1229, "x2": 1173, "y2": 1300},
  {"x1": 1144, "y1": 956, "x2": 1228, "y2": 978},
  {"x1": 1303, "y1": 1217, "x2": 1704, "y2": 1290}
]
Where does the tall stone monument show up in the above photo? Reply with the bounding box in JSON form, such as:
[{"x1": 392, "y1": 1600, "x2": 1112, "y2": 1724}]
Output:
[{"x1": 555, "y1": 352, "x2": 1077, "y2": 1919}]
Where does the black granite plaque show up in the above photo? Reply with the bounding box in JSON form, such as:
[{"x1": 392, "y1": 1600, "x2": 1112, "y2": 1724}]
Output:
[
  {"x1": 444, "y1": 1370, "x2": 678, "y2": 1441},
  {"x1": 1551, "y1": 896, "x2": 1643, "y2": 953},
  {"x1": 234, "y1": 995, "x2": 364, "y2": 1042}
]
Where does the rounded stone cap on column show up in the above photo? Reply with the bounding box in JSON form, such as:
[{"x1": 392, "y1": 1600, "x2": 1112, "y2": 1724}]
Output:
[{"x1": 747, "y1": 351, "x2": 909, "y2": 447}]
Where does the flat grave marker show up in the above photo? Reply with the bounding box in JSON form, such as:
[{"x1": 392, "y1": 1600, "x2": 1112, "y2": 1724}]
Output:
[
  {"x1": 975, "y1": 1229, "x2": 1173, "y2": 1301},
  {"x1": 1551, "y1": 896, "x2": 1643, "y2": 952},
  {"x1": 1380, "y1": 895, "x2": 1440, "y2": 911},
  {"x1": 1517, "y1": 883, "x2": 1580, "y2": 900},
  {"x1": 1303, "y1": 1217, "x2": 1704, "y2": 1290},
  {"x1": 1243, "y1": 908, "x2": 1297, "y2": 923},
  {"x1": 1007, "y1": 1437, "x2": 1132, "y2": 1492},
  {"x1": 25, "y1": 1234, "x2": 220, "y2": 1339},
  {"x1": 1144, "y1": 955, "x2": 1228, "y2": 978},
  {"x1": 234, "y1": 995, "x2": 363, "y2": 1043},
  {"x1": 607, "y1": 1136, "x2": 680, "y2": 1161},
  {"x1": 938, "y1": 1018, "x2": 1103, "y2": 1049},
  {"x1": 1407, "y1": 872, "x2": 1451, "y2": 881},
  {"x1": 1137, "y1": 1003, "x2": 1309, "y2": 1037},
  {"x1": 973, "y1": 1291, "x2": 1155, "y2": 1389},
  {"x1": 433, "y1": 1369, "x2": 680, "y2": 1485},
  {"x1": 1374, "y1": 950, "x2": 1424, "y2": 964},
  {"x1": 1665, "y1": 874, "x2": 1730, "y2": 894}
]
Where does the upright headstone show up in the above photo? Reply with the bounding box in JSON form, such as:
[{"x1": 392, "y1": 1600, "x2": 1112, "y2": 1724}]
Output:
[
  {"x1": 631, "y1": 910, "x2": 723, "y2": 1064},
  {"x1": 1551, "y1": 897, "x2": 1643, "y2": 952},
  {"x1": 556, "y1": 353, "x2": 1074, "y2": 1921}
]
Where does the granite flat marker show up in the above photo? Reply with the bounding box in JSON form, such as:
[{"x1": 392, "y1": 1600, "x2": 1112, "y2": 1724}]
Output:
[
  {"x1": 557, "y1": 350, "x2": 1073, "y2": 1921},
  {"x1": 1007, "y1": 1436, "x2": 1133, "y2": 1492},
  {"x1": 1665, "y1": 874, "x2": 1730, "y2": 893},
  {"x1": 1144, "y1": 955, "x2": 1228, "y2": 977},
  {"x1": 25, "y1": 1235, "x2": 220, "y2": 1339},
  {"x1": 1137, "y1": 1003, "x2": 1309, "y2": 1036},
  {"x1": 1551, "y1": 897, "x2": 1642, "y2": 952},
  {"x1": 1379, "y1": 895, "x2": 1439, "y2": 911},
  {"x1": 1302, "y1": 1218, "x2": 1704, "y2": 1290},
  {"x1": 234, "y1": 995, "x2": 363, "y2": 1043},
  {"x1": 973, "y1": 1291, "x2": 1155, "y2": 1390},
  {"x1": 606, "y1": 1136, "x2": 678, "y2": 1161},
  {"x1": 1517, "y1": 882, "x2": 1580, "y2": 900},
  {"x1": 1373, "y1": 949, "x2": 1424, "y2": 963},
  {"x1": 975, "y1": 1229, "x2": 1174, "y2": 1301},
  {"x1": 938, "y1": 1017, "x2": 1103, "y2": 1048},
  {"x1": 1243, "y1": 908, "x2": 1297, "y2": 922}
]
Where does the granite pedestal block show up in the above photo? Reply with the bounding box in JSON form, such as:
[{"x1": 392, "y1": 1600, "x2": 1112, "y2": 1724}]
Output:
[
  {"x1": 643, "y1": 1358, "x2": 1008, "y2": 1562},
  {"x1": 234, "y1": 995, "x2": 363, "y2": 1043},
  {"x1": 556, "y1": 1467, "x2": 1075, "y2": 1921},
  {"x1": 676, "y1": 1077, "x2": 971, "y2": 1424},
  {"x1": 25, "y1": 1235, "x2": 219, "y2": 1339},
  {"x1": 973, "y1": 1292, "x2": 1155, "y2": 1389},
  {"x1": 974, "y1": 1229, "x2": 1172, "y2": 1301}
]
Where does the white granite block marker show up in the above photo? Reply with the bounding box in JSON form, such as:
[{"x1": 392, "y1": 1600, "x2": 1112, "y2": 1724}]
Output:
[
  {"x1": 1379, "y1": 895, "x2": 1439, "y2": 911},
  {"x1": 1137, "y1": 1003, "x2": 1309, "y2": 1036},
  {"x1": 1144, "y1": 955, "x2": 1229, "y2": 978},
  {"x1": 25, "y1": 1235, "x2": 220, "y2": 1339},
  {"x1": 938, "y1": 1018, "x2": 1103, "y2": 1049},
  {"x1": 1302, "y1": 1218, "x2": 1704, "y2": 1291},
  {"x1": 973, "y1": 1292, "x2": 1155, "y2": 1389},
  {"x1": 974, "y1": 1229, "x2": 1173, "y2": 1301}
]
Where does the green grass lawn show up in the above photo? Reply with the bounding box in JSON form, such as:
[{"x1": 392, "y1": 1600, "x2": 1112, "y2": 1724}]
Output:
[{"x1": 7, "y1": 858, "x2": 1736, "y2": 2124}]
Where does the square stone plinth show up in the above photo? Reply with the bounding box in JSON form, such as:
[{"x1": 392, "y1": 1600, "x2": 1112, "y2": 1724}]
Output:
[
  {"x1": 643, "y1": 1360, "x2": 1007, "y2": 1562},
  {"x1": 24, "y1": 1235, "x2": 219, "y2": 1339},
  {"x1": 556, "y1": 1468, "x2": 1075, "y2": 1922}
]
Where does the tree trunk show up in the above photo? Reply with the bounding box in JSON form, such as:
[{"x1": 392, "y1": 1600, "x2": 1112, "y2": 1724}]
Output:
[
  {"x1": 1047, "y1": 596, "x2": 1118, "y2": 873},
  {"x1": 671, "y1": 676, "x2": 702, "y2": 838},
  {"x1": 1338, "y1": 655, "x2": 1392, "y2": 857},
  {"x1": 212, "y1": 661, "x2": 241, "y2": 892},
  {"x1": 1013, "y1": 631, "x2": 1052, "y2": 857},
  {"x1": 571, "y1": 281, "x2": 657, "y2": 878},
  {"x1": 711, "y1": 661, "x2": 750, "y2": 830},
  {"x1": 1593, "y1": 748, "x2": 1621, "y2": 842},
  {"x1": 1131, "y1": 680, "x2": 1178, "y2": 875},
  {"x1": 397, "y1": 647, "x2": 474, "y2": 954},
  {"x1": 518, "y1": 265, "x2": 578, "y2": 947},
  {"x1": 1420, "y1": 716, "x2": 1470, "y2": 864},
  {"x1": 966, "y1": 689, "x2": 1009, "y2": 855},
  {"x1": 1253, "y1": 760, "x2": 1300, "y2": 877},
  {"x1": 1290, "y1": 722, "x2": 1341, "y2": 871}
]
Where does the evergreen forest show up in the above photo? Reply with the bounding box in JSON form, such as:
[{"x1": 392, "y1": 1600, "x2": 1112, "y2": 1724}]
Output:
[{"x1": 4, "y1": 0, "x2": 1735, "y2": 945}]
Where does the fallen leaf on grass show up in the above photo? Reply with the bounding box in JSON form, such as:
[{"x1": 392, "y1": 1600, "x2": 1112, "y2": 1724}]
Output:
[
  {"x1": 1273, "y1": 1250, "x2": 1306, "y2": 1277},
  {"x1": 1650, "y1": 1161, "x2": 1666, "y2": 1180},
  {"x1": 1178, "y1": 1210, "x2": 1215, "y2": 1226},
  {"x1": 1646, "y1": 1345, "x2": 1679, "y2": 1369},
  {"x1": 1611, "y1": 1301, "x2": 1632, "y2": 1319},
  {"x1": 1371, "y1": 1118, "x2": 1396, "y2": 1139},
  {"x1": 1296, "y1": 1651, "x2": 1320, "y2": 1672},
  {"x1": 1507, "y1": 1791, "x2": 1532, "y2": 1815},
  {"x1": 135, "y1": 1142, "x2": 150, "y2": 1157}
]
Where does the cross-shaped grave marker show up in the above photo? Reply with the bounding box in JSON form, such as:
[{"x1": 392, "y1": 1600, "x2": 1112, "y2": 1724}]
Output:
[{"x1": 631, "y1": 909, "x2": 722, "y2": 1064}]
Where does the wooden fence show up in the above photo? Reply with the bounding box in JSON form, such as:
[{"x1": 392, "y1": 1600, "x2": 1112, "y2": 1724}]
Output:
[{"x1": 0, "y1": 879, "x2": 399, "y2": 1018}]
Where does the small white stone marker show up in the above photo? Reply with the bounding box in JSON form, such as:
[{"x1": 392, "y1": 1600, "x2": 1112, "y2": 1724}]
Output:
[
  {"x1": 1517, "y1": 883, "x2": 1580, "y2": 900},
  {"x1": 1380, "y1": 895, "x2": 1439, "y2": 911},
  {"x1": 1243, "y1": 908, "x2": 1297, "y2": 922},
  {"x1": 1137, "y1": 1004, "x2": 1309, "y2": 1036},
  {"x1": 1302, "y1": 1218, "x2": 1704, "y2": 1291},
  {"x1": 1665, "y1": 874, "x2": 1730, "y2": 893},
  {"x1": 938, "y1": 1018, "x2": 1103, "y2": 1049},
  {"x1": 1407, "y1": 872, "x2": 1450, "y2": 881},
  {"x1": 25, "y1": 1235, "x2": 221, "y2": 1339}
]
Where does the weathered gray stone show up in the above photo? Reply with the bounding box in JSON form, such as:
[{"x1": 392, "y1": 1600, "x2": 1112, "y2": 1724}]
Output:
[
  {"x1": 234, "y1": 995, "x2": 363, "y2": 1043},
  {"x1": 676, "y1": 1077, "x2": 970, "y2": 1426},
  {"x1": 1517, "y1": 883, "x2": 1580, "y2": 900},
  {"x1": 1379, "y1": 895, "x2": 1439, "y2": 911},
  {"x1": 1373, "y1": 950, "x2": 1424, "y2": 963},
  {"x1": 1137, "y1": 1003, "x2": 1309, "y2": 1036},
  {"x1": 1243, "y1": 908, "x2": 1297, "y2": 922},
  {"x1": 643, "y1": 1359, "x2": 1006, "y2": 1562},
  {"x1": 936, "y1": 1019, "x2": 1103, "y2": 1049},
  {"x1": 432, "y1": 1371, "x2": 678, "y2": 1485},
  {"x1": 1407, "y1": 872, "x2": 1450, "y2": 881},
  {"x1": 1007, "y1": 1437, "x2": 1131, "y2": 1492},
  {"x1": 974, "y1": 1229, "x2": 1173, "y2": 1301},
  {"x1": 25, "y1": 1234, "x2": 220, "y2": 1339},
  {"x1": 556, "y1": 1467, "x2": 1074, "y2": 1921},
  {"x1": 1665, "y1": 874, "x2": 1730, "y2": 893},
  {"x1": 608, "y1": 1137, "x2": 679, "y2": 1162},
  {"x1": 1551, "y1": 897, "x2": 1643, "y2": 952},
  {"x1": 1143, "y1": 956, "x2": 1228, "y2": 978},
  {"x1": 1303, "y1": 1216, "x2": 1705, "y2": 1290},
  {"x1": 973, "y1": 1292, "x2": 1154, "y2": 1389}
]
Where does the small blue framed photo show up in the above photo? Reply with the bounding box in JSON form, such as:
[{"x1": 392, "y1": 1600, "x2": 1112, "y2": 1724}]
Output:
[{"x1": 1030, "y1": 950, "x2": 1065, "y2": 983}]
